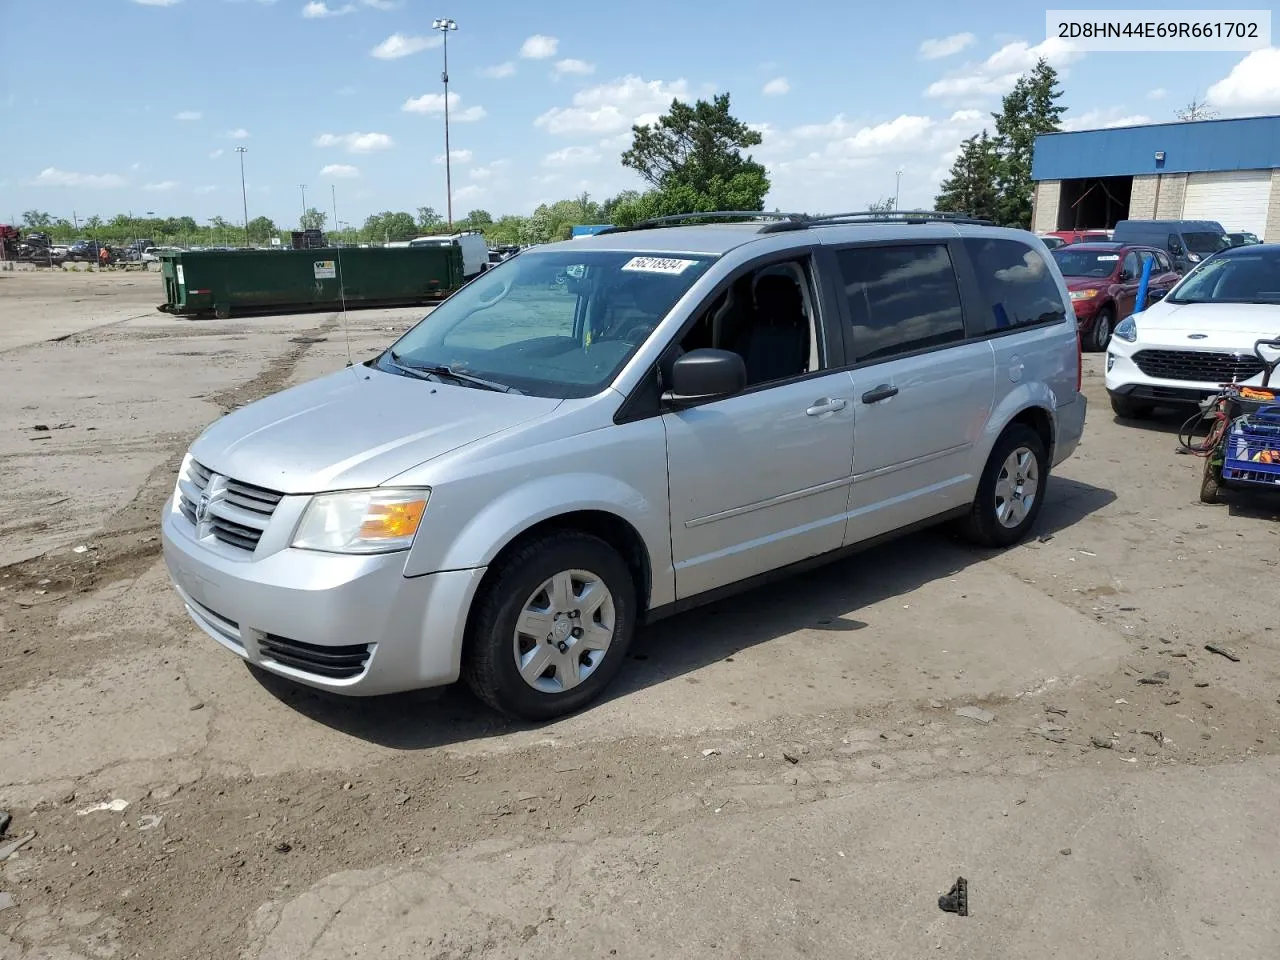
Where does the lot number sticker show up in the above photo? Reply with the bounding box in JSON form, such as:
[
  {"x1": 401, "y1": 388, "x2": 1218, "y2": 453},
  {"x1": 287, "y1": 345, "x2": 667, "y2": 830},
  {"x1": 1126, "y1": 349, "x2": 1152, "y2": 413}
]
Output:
[
  {"x1": 176, "y1": 264, "x2": 185, "y2": 286},
  {"x1": 1096, "y1": 254, "x2": 1120, "y2": 261},
  {"x1": 313, "y1": 260, "x2": 337, "y2": 279},
  {"x1": 621, "y1": 256, "x2": 697, "y2": 275}
]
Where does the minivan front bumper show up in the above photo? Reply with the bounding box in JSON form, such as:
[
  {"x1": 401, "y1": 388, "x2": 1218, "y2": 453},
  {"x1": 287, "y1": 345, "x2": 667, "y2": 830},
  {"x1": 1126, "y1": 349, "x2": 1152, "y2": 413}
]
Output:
[{"x1": 161, "y1": 497, "x2": 485, "y2": 695}]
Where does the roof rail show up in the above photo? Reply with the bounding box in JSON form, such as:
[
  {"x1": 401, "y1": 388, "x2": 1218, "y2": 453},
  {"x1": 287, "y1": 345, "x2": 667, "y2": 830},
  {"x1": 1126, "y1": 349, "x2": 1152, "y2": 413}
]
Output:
[
  {"x1": 596, "y1": 211, "x2": 809, "y2": 235},
  {"x1": 770, "y1": 209, "x2": 995, "y2": 230}
]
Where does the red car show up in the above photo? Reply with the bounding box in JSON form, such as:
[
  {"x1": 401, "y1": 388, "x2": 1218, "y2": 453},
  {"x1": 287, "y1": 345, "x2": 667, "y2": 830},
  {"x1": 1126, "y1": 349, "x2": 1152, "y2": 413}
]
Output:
[
  {"x1": 1047, "y1": 228, "x2": 1111, "y2": 245},
  {"x1": 1051, "y1": 243, "x2": 1181, "y2": 351}
]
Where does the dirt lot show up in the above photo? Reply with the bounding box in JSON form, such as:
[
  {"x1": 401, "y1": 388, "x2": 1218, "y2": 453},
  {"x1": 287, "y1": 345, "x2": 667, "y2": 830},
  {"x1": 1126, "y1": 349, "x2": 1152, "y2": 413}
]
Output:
[{"x1": 2, "y1": 271, "x2": 1279, "y2": 960}]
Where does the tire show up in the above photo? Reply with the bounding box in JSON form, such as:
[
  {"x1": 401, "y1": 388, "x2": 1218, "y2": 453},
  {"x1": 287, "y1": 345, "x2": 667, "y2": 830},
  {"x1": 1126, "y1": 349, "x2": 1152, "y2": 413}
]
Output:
[
  {"x1": 1199, "y1": 458, "x2": 1222, "y2": 505},
  {"x1": 1088, "y1": 306, "x2": 1114, "y2": 352},
  {"x1": 1109, "y1": 393, "x2": 1154, "y2": 420},
  {"x1": 462, "y1": 531, "x2": 637, "y2": 720},
  {"x1": 214, "y1": 304, "x2": 231, "y2": 319},
  {"x1": 960, "y1": 424, "x2": 1048, "y2": 548}
]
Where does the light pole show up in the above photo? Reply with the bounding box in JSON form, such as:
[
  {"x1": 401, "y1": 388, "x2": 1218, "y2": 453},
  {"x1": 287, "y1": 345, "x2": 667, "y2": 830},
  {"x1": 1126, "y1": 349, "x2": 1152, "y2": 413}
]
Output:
[
  {"x1": 235, "y1": 146, "x2": 249, "y2": 246},
  {"x1": 894, "y1": 168, "x2": 903, "y2": 211},
  {"x1": 299, "y1": 184, "x2": 307, "y2": 228},
  {"x1": 433, "y1": 17, "x2": 458, "y2": 230}
]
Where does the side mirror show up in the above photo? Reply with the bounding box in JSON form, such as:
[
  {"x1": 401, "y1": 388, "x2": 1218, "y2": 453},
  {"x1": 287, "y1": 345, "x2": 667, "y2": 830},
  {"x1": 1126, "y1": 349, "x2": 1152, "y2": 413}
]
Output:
[
  {"x1": 665, "y1": 348, "x2": 746, "y2": 408},
  {"x1": 1149, "y1": 288, "x2": 1166, "y2": 302}
]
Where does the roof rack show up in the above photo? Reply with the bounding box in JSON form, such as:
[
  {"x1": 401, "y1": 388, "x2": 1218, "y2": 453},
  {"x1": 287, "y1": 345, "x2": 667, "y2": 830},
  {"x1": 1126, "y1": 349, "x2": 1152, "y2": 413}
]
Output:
[
  {"x1": 758, "y1": 209, "x2": 996, "y2": 232},
  {"x1": 596, "y1": 211, "x2": 809, "y2": 235}
]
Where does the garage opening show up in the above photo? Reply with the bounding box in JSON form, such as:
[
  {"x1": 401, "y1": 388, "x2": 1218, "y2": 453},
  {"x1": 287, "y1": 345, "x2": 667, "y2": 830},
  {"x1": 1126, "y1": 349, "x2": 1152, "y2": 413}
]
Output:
[{"x1": 1055, "y1": 176, "x2": 1134, "y2": 230}]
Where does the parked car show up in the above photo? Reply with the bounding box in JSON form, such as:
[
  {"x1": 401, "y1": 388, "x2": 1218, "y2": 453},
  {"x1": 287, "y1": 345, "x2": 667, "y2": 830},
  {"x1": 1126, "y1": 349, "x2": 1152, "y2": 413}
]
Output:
[
  {"x1": 1226, "y1": 231, "x2": 1261, "y2": 247},
  {"x1": 1047, "y1": 228, "x2": 1111, "y2": 245},
  {"x1": 161, "y1": 214, "x2": 1087, "y2": 719},
  {"x1": 1111, "y1": 219, "x2": 1229, "y2": 274},
  {"x1": 1040, "y1": 235, "x2": 1068, "y2": 250},
  {"x1": 1052, "y1": 242, "x2": 1181, "y2": 351},
  {"x1": 1105, "y1": 243, "x2": 1280, "y2": 418}
]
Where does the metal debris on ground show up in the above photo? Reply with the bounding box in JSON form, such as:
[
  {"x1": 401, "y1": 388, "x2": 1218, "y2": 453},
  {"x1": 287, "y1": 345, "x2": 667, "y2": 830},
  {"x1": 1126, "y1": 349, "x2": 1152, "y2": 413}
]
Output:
[
  {"x1": 1138, "y1": 676, "x2": 1166, "y2": 685},
  {"x1": 274, "y1": 842, "x2": 292, "y2": 853},
  {"x1": 701, "y1": 748, "x2": 720, "y2": 757},
  {"x1": 1045, "y1": 706, "x2": 1068, "y2": 716},
  {"x1": 1204, "y1": 643, "x2": 1241, "y2": 662},
  {"x1": 72, "y1": 545, "x2": 88, "y2": 554},
  {"x1": 76, "y1": 799, "x2": 129, "y2": 816},
  {"x1": 0, "y1": 831, "x2": 36, "y2": 862},
  {"x1": 938, "y1": 876, "x2": 968, "y2": 916},
  {"x1": 954, "y1": 705, "x2": 995, "y2": 725},
  {"x1": 782, "y1": 751, "x2": 800, "y2": 764}
]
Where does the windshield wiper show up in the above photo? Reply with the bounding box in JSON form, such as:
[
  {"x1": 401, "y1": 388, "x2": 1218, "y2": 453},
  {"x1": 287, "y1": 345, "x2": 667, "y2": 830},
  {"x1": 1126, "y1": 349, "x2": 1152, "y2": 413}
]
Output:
[{"x1": 386, "y1": 352, "x2": 520, "y2": 393}]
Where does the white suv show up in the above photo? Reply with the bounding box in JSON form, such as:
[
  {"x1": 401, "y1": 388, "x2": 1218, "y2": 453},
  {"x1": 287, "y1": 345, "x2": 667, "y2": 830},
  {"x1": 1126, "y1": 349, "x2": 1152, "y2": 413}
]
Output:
[{"x1": 161, "y1": 212, "x2": 1087, "y2": 719}]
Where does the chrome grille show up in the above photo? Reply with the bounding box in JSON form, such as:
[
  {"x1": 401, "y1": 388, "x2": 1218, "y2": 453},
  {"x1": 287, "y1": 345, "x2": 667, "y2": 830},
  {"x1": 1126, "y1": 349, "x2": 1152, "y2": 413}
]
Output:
[
  {"x1": 1131, "y1": 349, "x2": 1265, "y2": 384},
  {"x1": 177, "y1": 459, "x2": 283, "y2": 553}
]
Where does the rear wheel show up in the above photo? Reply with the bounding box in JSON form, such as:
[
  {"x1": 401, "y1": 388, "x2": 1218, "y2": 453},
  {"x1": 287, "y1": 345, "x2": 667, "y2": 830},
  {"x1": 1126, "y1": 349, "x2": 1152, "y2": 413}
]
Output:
[
  {"x1": 463, "y1": 531, "x2": 637, "y2": 720},
  {"x1": 1199, "y1": 458, "x2": 1223, "y2": 504},
  {"x1": 1088, "y1": 306, "x2": 1114, "y2": 352},
  {"x1": 960, "y1": 424, "x2": 1048, "y2": 548},
  {"x1": 1109, "y1": 393, "x2": 1154, "y2": 420}
]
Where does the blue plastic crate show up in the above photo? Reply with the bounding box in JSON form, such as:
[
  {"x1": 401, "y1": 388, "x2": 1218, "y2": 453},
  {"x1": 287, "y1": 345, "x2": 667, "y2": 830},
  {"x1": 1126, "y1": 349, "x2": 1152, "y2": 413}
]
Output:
[{"x1": 1222, "y1": 406, "x2": 1280, "y2": 485}]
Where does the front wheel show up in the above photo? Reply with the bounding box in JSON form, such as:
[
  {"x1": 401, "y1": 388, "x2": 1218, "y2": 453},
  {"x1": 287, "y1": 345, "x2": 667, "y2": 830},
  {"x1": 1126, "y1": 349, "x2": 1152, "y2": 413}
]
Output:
[
  {"x1": 1110, "y1": 393, "x2": 1154, "y2": 420},
  {"x1": 1088, "y1": 306, "x2": 1114, "y2": 352},
  {"x1": 1200, "y1": 458, "x2": 1223, "y2": 504},
  {"x1": 463, "y1": 531, "x2": 637, "y2": 720},
  {"x1": 960, "y1": 425, "x2": 1048, "y2": 548}
]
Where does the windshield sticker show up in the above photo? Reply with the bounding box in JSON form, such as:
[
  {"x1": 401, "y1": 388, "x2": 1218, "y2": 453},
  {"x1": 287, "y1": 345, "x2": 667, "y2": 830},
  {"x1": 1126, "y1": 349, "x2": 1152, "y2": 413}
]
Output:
[
  {"x1": 1096, "y1": 254, "x2": 1120, "y2": 261},
  {"x1": 621, "y1": 256, "x2": 698, "y2": 275}
]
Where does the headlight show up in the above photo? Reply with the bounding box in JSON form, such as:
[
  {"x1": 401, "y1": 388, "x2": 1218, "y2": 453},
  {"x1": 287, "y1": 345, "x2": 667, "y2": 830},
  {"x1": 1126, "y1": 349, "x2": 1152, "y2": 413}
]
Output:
[
  {"x1": 1187, "y1": 253, "x2": 1201, "y2": 262},
  {"x1": 1069, "y1": 289, "x2": 1100, "y2": 301},
  {"x1": 1113, "y1": 316, "x2": 1137, "y2": 342},
  {"x1": 291, "y1": 488, "x2": 429, "y2": 554}
]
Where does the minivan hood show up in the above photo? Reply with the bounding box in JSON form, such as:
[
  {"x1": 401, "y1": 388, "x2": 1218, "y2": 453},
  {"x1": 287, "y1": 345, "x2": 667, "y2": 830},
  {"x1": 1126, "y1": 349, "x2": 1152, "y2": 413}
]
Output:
[
  {"x1": 1135, "y1": 299, "x2": 1280, "y2": 336},
  {"x1": 190, "y1": 365, "x2": 563, "y2": 493}
]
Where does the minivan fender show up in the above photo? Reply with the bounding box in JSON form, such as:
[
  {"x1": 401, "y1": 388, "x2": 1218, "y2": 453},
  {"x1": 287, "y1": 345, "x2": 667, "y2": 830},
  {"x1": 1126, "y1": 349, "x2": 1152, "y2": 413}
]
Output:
[
  {"x1": 404, "y1": 472, "x2": 672, "y2": 604},
  {"x1": 981, "y1": 381, "x2": 1060, "y2": 463}
]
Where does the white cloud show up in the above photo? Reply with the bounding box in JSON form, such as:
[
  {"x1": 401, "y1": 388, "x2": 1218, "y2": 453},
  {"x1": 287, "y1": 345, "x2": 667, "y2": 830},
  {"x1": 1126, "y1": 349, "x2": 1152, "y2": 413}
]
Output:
[
  {"x1": 1207, "y1": 48, "x2": 1280, "y2": 115},
  {"x1": 223, "y1": 128, "x2": 250, "y2": 139},
  {"x1": 208, "y1": 149, "x2": 224, "y2": 159},
  {"x1": 174, "y1": 110, "x2": 201, "y2": 121},
  {"x1": 319, "y1": 163, "x2": 360, "y2": 178},
  {"x1": 1147, "y1": 87, "x2": 1168, "y2": 100},
  {"x1": 370, "y1": 33, "x2": 440, "y2": 59},
  {"x1": 919, "y1": 32, "x2": 975, "y2": 60},
  {"x1": 1060, "y1": 108, "x2": 1153, "y2": 131},
  {"x1": 520, "y1": 34, "x2": 558, "y2": 59},
  {"x1": 144, "y1": 180, "x2": 179, "y2": 191},
  {"x1": 194, "y1": 184, "x2": 217, "y2": 194},
  {"x1": 925, "y1": 37, "x2": 1083, "y2": 99},
  {"x1": 481, "y1": 61, "x2": 516, "y2": 79},
  {"x1": 534, "y1": 74, "x2": 689, "y2": 135},
  {"x1": 302, "y1": 1, "x2": 354, "y2": 17},
  {"x1": 362, "y1": 0, "x2": 398, "y2": 8},
  {"x1": 313, "y1": 131, "x2": 394, "y2": 152},
  {"x1": 455, "y1": 184, "x2": 486, "y2": 201},
  {"x1": 132, "y1": 0, "x2": 181, "y2": 6},
  {"x1": 554, "y1": 58, "x2": 595, "y2": 77},
  {"x1": 402, "y1": 92, "x2": 486, "y2": 120},
  {"x1": 598, "y1": 131, "x2": 632, "y2": 150},
  {"x1": 544, "y1": 145, "x2": 601, "y2": 167},
  {"x1": 33, "y1": 167, "x2": 125, "y2": 188},
  {"x1": 762, "y1": 77, "x2": 790, "y2": 96},
  {"x1": 469, "y1": 159, "x2": 507, "y2": 181},
  {"x1": 793, "y1": 114, "x2": 858, "y2": 139},
  {"x1": 434, "y1": 149, "x2": 473, "y2": 164}
]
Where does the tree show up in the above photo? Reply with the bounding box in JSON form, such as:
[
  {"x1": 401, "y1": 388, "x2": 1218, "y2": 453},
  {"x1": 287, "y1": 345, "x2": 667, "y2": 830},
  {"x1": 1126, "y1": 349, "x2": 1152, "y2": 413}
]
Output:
[
  {"x1": 1176, "y1": 97, "x2": 1218, "y2": 121},
  {"x1": 84, "y1": 215, "x2": 103, "y2": 231},
  {"x1": 22, "y1": 210, "x2": 53, "y2": 229},
  {"x1": 935, "y1": 130, "x2": 1001, "y2": 222},
  {"x1": 866, "y1": 197, "x2": 895, "y2": 213},
  {"x1": 300, "y1": 208, "x2": 327, "y2": 231},
  {"x1": 601, "y1": 190, "x2": 641, "y2": 221},
  {"x1": 990, "y1": 57, "x2": 1065, "y2": 228},
  {"x1": 416, "y1": 206, "x2": 442, "y2": 231},
  {"x1": 465, "y1": 209, "x2": 493, "y2": 229},
  {"x1": 247, "y1": 215, "x2": 277, "y2": 243},
  {"x1": 617, "y1": 93, "x2": 770, "y2": 224}
]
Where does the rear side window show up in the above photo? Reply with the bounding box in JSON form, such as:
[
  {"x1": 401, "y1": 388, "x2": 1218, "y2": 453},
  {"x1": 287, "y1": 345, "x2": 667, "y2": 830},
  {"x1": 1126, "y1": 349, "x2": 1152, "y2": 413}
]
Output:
[
  {"x1": 834, "y1": 244, "x2": 965, "y2": 363},
  {"x1": 963, "y1": 237, "x2": 1068, "y2": 334},
  {"x1": 1156, "y1": 251, "x2": 1173, "y2": 272}
]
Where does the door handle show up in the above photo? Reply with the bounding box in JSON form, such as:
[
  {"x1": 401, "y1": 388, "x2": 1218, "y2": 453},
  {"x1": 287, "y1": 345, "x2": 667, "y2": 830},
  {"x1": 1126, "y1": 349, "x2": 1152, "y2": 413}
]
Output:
[
  {"x1": 860, "y1": 384, "x2": 899, "y2": 404},
  {"x1": 805, "y1": 397, "x2": 847, "y2": 416}
]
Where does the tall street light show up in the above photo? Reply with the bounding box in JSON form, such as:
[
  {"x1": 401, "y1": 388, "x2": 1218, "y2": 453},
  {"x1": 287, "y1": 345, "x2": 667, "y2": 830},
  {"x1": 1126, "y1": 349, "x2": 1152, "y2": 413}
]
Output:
[
  {"x1": 894, "y1": 168, "x2": 903, "y2": 211},
  {"x1": 235, "y1": 146, "x2": 250, "y2": 247},
  {"x1": 299, "y1": 184, "x2": 307, "y2": 228},
  {"x1": 432, "y1": 17, "x2": 458, "y2": 230}
]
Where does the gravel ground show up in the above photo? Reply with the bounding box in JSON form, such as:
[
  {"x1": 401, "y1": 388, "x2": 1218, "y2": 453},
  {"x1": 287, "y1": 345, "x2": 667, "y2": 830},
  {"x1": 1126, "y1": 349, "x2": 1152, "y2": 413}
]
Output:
[{"x1": 2, "y1": 271, "x2": 1278, "y2": 960}]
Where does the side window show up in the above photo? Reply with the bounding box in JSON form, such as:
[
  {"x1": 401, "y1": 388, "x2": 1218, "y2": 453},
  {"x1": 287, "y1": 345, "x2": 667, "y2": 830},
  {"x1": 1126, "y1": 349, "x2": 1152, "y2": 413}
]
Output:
[
  {"x1": 677, "y1": 258, "x2": 823, "y2": 387},
  {"x1": 1168, "y1": 233, "x2": 1184, "y2": 254},
  {"x1": 1156, "y1": 251, "x2": 1173, "y2": 272},
  {"x1": 834, "y1": 243, "x2": 965, "y2": 363},
  {"x1": 962, "y1": 237, "x2": 1068, "y2": 334},
  {"x1": 1122, "y1": 252, "x2": 1141, "y2": 279}
]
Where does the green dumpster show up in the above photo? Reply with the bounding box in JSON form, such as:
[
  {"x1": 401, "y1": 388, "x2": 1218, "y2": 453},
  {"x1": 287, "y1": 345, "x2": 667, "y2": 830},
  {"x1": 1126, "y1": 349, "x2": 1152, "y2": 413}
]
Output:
[{"x1": 158, "y1": 246, "x2": 464, "y2": 318}]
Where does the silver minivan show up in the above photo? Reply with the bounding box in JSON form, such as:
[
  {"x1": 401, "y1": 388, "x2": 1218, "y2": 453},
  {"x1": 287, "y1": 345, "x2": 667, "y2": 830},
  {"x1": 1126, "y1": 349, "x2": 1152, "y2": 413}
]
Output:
[{"x1": 161, "y1": 212, "x2": 1087, "y2": 719}]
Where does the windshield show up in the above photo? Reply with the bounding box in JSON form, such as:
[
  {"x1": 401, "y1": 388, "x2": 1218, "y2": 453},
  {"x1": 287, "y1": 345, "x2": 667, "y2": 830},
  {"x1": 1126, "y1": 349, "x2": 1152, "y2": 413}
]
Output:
[
  {"x1": 1052, "y1": 249, "x2": 1121, "y2": 278},
  {"x1": 1168, "y1": 249, "x2": 1280, "y2": 304},
  {"x1": 1183, "y1": 231, "x2": 1229, "y2": 254},
  {"x1": 379, "y1": 249, "x2": 715, "y2": 398}
]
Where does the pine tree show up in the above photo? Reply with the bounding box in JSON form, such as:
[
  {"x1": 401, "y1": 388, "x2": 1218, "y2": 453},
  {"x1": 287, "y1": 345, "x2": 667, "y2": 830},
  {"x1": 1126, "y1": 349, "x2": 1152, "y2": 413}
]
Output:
[
  {"x1": 991, "y1": 58, "x2": 1065, "y2": 228},
  {"x1": 935, "y1": 130, "x2": 1000, "y2": 221}
]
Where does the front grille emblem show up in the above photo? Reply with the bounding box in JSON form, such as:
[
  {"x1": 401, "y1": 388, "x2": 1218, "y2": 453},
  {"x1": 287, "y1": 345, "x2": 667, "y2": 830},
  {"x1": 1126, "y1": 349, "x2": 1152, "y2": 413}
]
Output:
[
  {"x1": 196, "y1": 494, "x2": 211, "y2": 524},
  {"x1": 1188, "y1": 333, "x2": 1207, "y2": 340}
]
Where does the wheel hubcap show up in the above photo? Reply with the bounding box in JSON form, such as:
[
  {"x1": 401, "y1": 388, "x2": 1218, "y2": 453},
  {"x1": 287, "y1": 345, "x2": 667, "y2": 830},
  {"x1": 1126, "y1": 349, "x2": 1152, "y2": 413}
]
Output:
[
  {"x1": 513, "y1": 569, "x2": 615, "y2": 693},
  {"x1": 994, "y1": 446, "x2": 1040, "y2": 529},
  {"x1": 1096, "y1": 315, "x2": 1110, "y2": 346}
]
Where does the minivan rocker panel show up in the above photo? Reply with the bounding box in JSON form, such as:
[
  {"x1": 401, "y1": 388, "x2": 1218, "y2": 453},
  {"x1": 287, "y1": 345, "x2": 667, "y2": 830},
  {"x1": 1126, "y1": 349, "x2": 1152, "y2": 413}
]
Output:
[{"x1": 162, "y1": 218, "x2": 1087, "y2": 719}]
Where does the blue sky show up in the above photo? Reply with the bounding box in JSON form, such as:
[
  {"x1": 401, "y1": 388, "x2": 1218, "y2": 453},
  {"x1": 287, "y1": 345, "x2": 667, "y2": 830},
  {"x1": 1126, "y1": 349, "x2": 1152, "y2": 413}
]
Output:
[{"x1": 2, "y1": 0, "x2": 1278, "y2": 229}]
